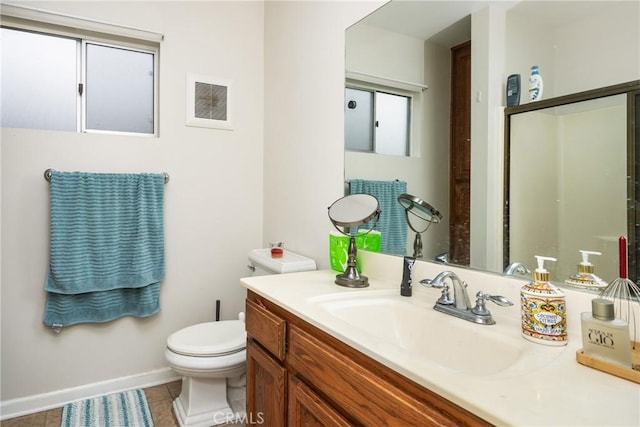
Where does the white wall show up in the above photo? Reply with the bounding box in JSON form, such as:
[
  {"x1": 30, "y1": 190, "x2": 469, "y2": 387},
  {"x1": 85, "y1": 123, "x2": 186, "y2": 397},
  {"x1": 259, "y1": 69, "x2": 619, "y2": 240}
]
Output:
[
  {"x1": 509, "y1": 112, "x2": 560, "y2": 274},
  {"x1": 262, "y1": 1, "x2": 383, "y2": 267},
  {"x1": 470, "y1": 5, "x2": 506, "y2": 272},
  {"x1": 506, "y1": 1, "x2": 640, "y2": 98},
  {"x1": 346, "y1": 23, "x2": 424, "y2": 84},
  {"x1": 1, "y1": 0, "x2": 264, "y2": 411},
  {"x1": 419, "y1": 40, "x2": 451, "y2": 259},
  {"x1": 554, "y1": 2, "x2": 640, "y2": 96},
  {"x1": 558, "y1": 104, "x2": 626, "y2": 281}
]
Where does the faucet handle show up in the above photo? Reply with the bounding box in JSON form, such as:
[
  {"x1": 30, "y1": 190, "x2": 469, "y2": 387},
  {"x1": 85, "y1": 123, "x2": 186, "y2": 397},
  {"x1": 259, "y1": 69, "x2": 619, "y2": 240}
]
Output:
[
  {"x1": 419, "y1": 278, "x2": 443, "y2": 288},
  {"x1": 485, "y1": 293, "x2": 513, "y2": 307},
  {"x1": 420, "y1": 279, "x2": 454, "y2": 305},
  {"x1": 471, "y1": 291, "x2": 513, "y2": 316}
]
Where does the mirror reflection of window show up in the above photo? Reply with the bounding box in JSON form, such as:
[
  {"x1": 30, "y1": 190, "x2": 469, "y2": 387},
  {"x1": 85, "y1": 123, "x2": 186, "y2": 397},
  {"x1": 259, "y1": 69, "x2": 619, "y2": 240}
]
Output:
[
  {"x1": 376, "y1": 92, "x2": 410, "y2": 156},
  {"x1": 345, "y1": 87, "x2": 410, "y2": 156},
  {"x1": 345, "y1": 88, "x2": 374, "y2": 151}
]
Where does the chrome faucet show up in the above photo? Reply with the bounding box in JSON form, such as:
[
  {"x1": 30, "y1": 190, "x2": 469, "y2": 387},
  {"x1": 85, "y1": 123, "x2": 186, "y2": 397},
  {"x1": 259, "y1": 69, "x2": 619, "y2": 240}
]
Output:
[
  {"x1": 504, "y1": 262, "x2": 531, "y2": 276},
  {"x1": 420, "y1": 271, "x2": 513, "y2": 325},
  {"x1": 423, "y1": 270, "x2": 471, "y2": 310}
]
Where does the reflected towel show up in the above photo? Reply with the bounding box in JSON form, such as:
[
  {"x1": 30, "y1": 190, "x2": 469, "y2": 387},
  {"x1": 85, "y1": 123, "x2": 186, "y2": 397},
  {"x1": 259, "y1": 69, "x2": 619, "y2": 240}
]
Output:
[
  {"x1": 349, "y1": 179, "x2": 407, "y2": 255},
  {"x1": 43, "y1": 171, "x2": 165, "y2": 327}
]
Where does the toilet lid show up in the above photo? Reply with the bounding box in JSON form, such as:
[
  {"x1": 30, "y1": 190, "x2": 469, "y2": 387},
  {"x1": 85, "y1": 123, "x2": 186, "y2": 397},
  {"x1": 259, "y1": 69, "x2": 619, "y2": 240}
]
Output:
[{"x1": 167, "y1": 320, "x2": 246, "y2": 357}]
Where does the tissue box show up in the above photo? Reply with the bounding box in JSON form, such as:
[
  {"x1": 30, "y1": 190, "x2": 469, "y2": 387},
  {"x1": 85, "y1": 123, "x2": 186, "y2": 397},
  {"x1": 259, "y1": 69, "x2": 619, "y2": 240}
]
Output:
[
  {"x1": 329, "y1": 230, "x2": 382, "y2": 273},
  {"x1": 357, "y1": 229, "x2": 381, "y2": 252}
]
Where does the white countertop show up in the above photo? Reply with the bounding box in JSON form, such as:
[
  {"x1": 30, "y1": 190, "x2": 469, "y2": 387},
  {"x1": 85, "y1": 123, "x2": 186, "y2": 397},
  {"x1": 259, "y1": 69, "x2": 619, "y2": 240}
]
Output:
[{"x1": 240, "y1": 260, "x2": 640, "y2": 427}]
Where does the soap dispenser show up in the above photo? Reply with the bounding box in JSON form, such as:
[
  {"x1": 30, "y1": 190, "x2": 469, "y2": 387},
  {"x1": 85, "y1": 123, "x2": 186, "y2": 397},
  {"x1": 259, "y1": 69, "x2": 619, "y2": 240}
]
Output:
[
  {"x1": 565, "y1": 250, "x2": 608, "y2": 290},
  {"x1": 521, "y1": 256, "x2": 568, "y2": 346}
]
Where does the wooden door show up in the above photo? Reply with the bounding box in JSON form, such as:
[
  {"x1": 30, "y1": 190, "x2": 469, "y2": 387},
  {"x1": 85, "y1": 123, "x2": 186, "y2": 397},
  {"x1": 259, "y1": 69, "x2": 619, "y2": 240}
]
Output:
[
  {"x1": 246, "y1": 339, "x2": 287, "y2": 426},
  {"x1": 449, "y1": 41, "x2": 471, "y2": 265},
  {"x1": 288, "y1": 375, "x2": 353, "y2": 427}
]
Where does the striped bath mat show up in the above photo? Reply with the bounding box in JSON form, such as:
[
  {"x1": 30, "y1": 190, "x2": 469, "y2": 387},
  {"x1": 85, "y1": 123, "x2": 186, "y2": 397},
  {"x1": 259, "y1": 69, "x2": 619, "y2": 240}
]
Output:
[{"x1": 61, "y1": 389, "x2": 154, "y2": 427}]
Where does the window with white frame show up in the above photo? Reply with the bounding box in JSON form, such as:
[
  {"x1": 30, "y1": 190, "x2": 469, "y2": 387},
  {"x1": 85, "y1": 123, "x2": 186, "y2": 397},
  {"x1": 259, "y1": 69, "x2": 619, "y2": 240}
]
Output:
[
  {"x1": 1, "y1": 5, "x2": 160, "y2": 136},
  {"x1": 345, "y1": 87, "x2": 411, "y2": 156}
]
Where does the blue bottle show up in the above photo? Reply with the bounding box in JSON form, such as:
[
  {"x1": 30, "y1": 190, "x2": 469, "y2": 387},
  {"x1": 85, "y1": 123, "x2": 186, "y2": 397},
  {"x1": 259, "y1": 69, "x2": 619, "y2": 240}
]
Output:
[{"x1": 528, "y1": 65, "x2": 544, "y2": 102}]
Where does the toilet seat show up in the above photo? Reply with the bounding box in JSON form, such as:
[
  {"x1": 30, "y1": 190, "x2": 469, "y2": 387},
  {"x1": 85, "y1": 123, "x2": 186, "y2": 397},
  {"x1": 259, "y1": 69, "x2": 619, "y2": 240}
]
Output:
[{"x1": 167, "y1": 320, "x2": 246, "y2": 357}]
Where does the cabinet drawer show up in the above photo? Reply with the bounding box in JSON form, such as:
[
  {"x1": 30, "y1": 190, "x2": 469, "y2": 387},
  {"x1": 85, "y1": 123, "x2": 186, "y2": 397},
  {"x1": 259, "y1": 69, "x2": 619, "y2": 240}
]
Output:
[
  {"x1": 246, "y1": 298, "x2": 286, "y2": 361},
  {"x1": 288, "y1": 325, "x2": 488, "y2": 427}
]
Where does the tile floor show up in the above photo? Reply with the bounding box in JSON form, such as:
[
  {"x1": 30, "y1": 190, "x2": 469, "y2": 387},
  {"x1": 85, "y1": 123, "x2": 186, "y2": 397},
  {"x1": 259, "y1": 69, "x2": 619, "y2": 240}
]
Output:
[{"x1": 1, "y1": 380, "x2": 183, "y2": 427}]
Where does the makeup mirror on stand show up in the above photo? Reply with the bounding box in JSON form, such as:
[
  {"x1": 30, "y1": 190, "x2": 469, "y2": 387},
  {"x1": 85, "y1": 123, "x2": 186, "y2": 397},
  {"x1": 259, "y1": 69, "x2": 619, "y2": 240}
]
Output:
[
  {"x1": 398, "y1": 193, "x2": 442, "y2": 259},
  {"x1": 328, "y1": 194, "x2": 381, "y2": 288}
]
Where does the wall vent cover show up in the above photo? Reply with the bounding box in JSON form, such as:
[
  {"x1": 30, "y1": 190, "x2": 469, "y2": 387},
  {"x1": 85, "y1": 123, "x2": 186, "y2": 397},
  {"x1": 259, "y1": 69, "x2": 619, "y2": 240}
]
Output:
[{"x1": 194, "y1": 82, "x2": 227, "y2": 121}]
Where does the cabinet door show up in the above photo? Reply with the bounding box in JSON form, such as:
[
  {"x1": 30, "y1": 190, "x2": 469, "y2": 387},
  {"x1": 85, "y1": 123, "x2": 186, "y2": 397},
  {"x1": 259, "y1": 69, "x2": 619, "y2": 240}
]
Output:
[
  {"x1": 246, "y1": 338, "x2": 287, "y2": 426},
  {"x1": 288, "y1": 375, "x2": 353, "y2": 427}
]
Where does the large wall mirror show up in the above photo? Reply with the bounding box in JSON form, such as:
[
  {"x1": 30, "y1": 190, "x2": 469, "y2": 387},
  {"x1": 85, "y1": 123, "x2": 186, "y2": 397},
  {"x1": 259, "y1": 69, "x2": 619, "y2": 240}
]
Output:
[{"x1": 345, "y1": 0, "x2": 640, "y2": 287}]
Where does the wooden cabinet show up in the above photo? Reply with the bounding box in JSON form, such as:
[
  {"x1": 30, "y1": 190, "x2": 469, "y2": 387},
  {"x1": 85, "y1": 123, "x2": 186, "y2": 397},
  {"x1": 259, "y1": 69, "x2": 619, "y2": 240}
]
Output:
[
  {"x1": 288, "y1": 375, "x2": 352, "y2": 427},
  {"x1": 246, "y1": 299, "x2": 287, "y2": 426},
  {"x1": 246, "y1": 339, "x2": 286, "y2": 426},
  {"x1": 245, "y1": 291, "x2": 491, "y2": 427}
]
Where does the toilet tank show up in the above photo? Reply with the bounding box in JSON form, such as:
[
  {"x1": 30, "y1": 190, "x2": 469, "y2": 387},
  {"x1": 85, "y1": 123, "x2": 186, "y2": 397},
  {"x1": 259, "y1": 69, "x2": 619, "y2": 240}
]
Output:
[{"x1": 248, "y1": 248, "x2": 316, "y2": 276}]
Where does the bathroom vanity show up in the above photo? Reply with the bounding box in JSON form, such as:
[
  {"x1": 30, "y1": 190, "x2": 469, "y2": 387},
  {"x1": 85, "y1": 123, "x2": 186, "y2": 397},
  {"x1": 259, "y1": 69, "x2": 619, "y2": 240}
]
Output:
[
  {"x1": 241, "y1": 264, "x2": 640, "y2": 426},
  {"x1": 245, "y1": 292, "x2": 487, "y2": 426}
]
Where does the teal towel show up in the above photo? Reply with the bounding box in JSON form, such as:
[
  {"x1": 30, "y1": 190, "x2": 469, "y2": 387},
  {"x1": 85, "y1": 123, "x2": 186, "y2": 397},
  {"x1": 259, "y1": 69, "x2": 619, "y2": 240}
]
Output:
[
  {"x1": 349, "y1": 179, "x2": 407, "y2": 255},
  {"x1": 43, "y1": 171, "x2": 165, "y2": 327}
]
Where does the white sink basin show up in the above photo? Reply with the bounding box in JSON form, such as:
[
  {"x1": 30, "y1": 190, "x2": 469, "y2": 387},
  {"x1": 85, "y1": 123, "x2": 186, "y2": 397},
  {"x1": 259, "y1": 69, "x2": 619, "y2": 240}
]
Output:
[{"x1": 312, "y1": 290, "x2": 526, "y2": 376}]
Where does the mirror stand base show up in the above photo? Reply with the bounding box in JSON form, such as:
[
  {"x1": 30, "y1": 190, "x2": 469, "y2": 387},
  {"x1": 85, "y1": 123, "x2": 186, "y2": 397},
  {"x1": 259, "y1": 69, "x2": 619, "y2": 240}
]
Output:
[{"x1": 335, "y1": 268, "x2": 369, "y2": 288}]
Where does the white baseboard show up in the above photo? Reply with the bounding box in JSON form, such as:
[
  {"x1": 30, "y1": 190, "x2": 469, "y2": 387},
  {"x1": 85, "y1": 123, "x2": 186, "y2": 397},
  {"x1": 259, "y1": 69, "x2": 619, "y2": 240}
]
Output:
[{"x1": 0, "y1": 367, "x2": 180, "y2": 421}]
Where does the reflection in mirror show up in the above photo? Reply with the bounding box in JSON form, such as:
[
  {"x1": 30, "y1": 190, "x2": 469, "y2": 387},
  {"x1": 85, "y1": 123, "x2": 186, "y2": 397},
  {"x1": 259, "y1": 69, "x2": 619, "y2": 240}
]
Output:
[
  {"x1": 345, "y1": 1, "x2": 464, "y2": 264},
  {"x1": 503, "y1": 262, "x2": 531, "y2": 277},
  {"x1": 347, "y1": 179, "x2": 408, "y2": 255},
  {"x1": 398, "y1": 193, "x2": 442, "y2": 259},
  {"x1": 505, "y1": 81, "x2": 640, "y2": 284},
  {"x1": 328, "y1": 194, "x2": 381, "y2": 288},
  {"x1": 345, "y1": 0, "x2": 639, "y2": 291},
  {"x1": 564, "y1": 250, "x2": 608, "y2": 290}
]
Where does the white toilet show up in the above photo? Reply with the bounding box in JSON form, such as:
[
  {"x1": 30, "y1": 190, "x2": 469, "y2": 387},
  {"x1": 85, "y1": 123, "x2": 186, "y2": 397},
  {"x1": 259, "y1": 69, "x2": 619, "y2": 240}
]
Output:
[{"x1": 165, "y1": 248, "x2": 316, "y2": 427}]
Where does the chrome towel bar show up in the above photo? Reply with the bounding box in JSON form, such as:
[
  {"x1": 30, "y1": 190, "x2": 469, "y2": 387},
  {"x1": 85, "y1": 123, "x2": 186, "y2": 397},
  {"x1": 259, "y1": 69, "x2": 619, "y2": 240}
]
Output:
[{"x1": 44, "y1": 168, "x2": 170, "y2": 184}]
